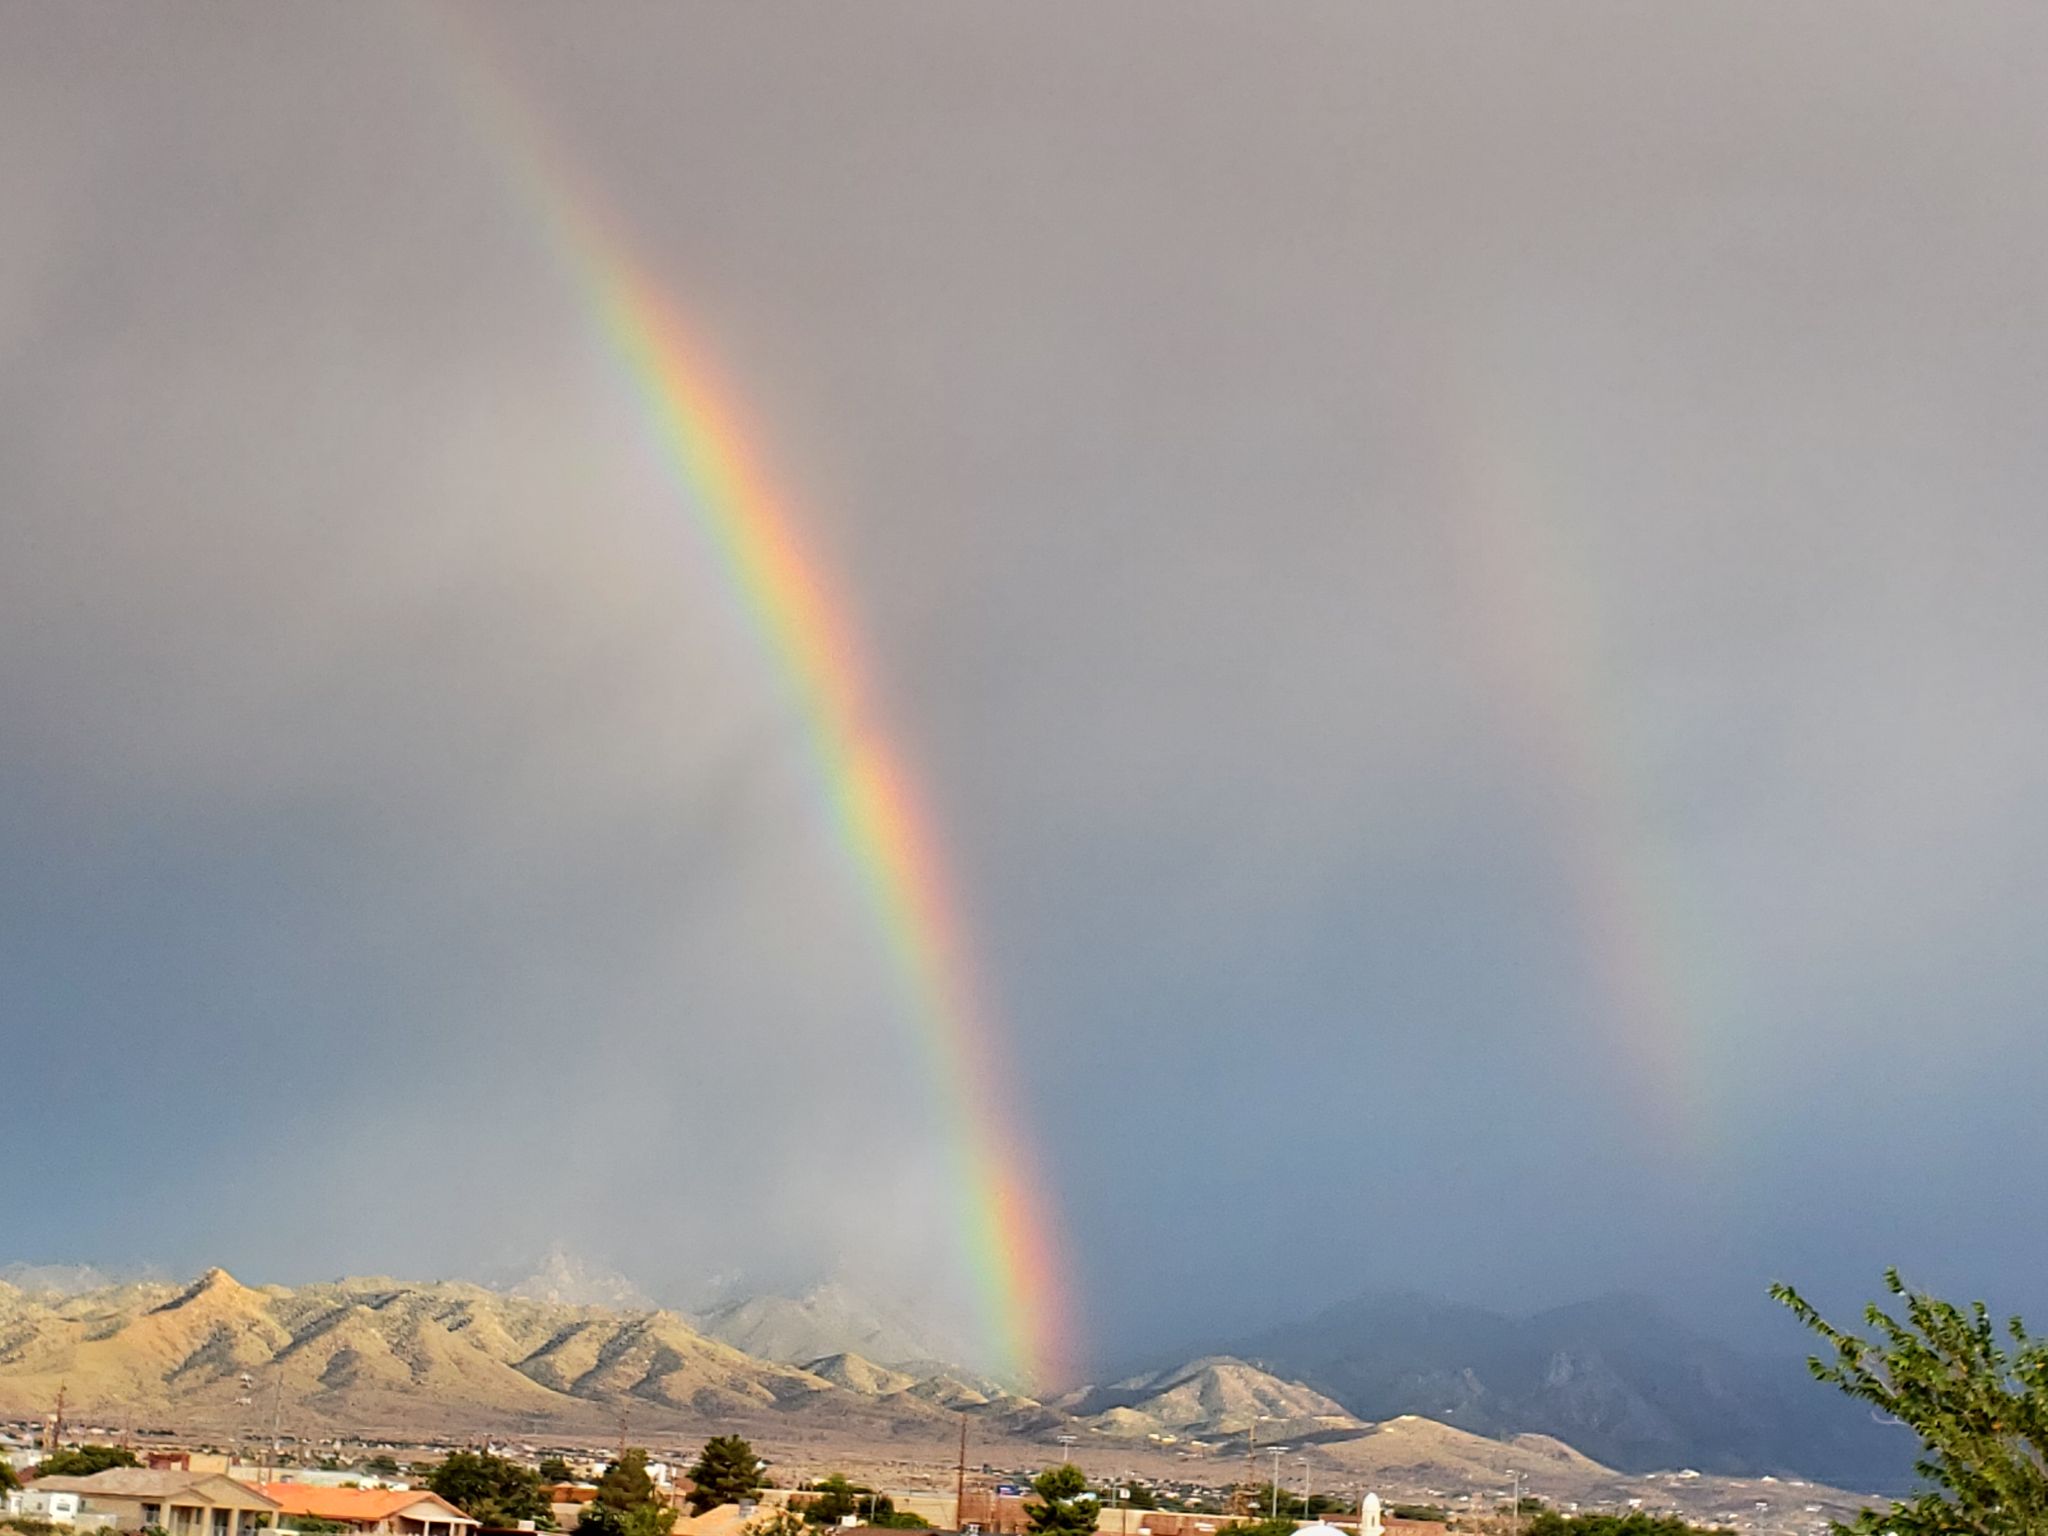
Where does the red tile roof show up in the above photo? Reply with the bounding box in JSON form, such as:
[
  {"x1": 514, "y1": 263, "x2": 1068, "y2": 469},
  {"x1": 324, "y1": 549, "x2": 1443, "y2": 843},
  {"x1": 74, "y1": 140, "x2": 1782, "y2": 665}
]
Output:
[{"x1": 256, "y1": 1486, "x2": 477, "y2": 1526}]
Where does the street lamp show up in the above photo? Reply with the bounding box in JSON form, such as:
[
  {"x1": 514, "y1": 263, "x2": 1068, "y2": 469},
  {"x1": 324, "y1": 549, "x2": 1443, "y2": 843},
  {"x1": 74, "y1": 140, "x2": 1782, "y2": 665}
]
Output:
[
  {"x1": 1297, "y1": 1458, "x2": 1311, "y2": 1520},
  {"x1": 1266, "y1": 1449, "x2": 1288, "y2": 1521}
]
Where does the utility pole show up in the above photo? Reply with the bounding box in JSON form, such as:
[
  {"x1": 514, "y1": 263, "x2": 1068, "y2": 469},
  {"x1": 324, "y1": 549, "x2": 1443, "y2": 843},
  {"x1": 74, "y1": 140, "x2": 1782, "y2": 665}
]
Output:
[
  {"x1": 1244, "y1": 1420, "x2": 1258, "y2": 1516},
  {"x1": 269, "y1": 1373, "x2": 284, "y2": 1479},
  {"x1": 1298, "y1": 1459, "x2": 1311, "y2": 1521},
  {"x1": 956, "y1": 1415, "x2": 968, "y2": 1533},
  {"x1": 1266, "y1": 1450, "x2": 1286, "y2": 1521},
  {"x1": 1508, "y1": 1471, "x2": 1523, "y2": 1536}
]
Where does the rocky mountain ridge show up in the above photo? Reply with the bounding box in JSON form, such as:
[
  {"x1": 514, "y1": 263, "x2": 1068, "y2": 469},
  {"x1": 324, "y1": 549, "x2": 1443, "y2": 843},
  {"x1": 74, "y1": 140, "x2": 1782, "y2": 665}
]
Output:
[{"x1": 1230, "y1": 1289, "x2": 1909, "y2": 1487}]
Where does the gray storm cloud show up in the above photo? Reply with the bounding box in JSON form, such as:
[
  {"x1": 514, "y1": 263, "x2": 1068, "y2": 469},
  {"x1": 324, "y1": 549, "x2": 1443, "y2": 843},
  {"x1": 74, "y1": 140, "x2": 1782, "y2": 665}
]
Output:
[{"x1": 3, "y1": 1, "x2": 2047, "y2": 1364}]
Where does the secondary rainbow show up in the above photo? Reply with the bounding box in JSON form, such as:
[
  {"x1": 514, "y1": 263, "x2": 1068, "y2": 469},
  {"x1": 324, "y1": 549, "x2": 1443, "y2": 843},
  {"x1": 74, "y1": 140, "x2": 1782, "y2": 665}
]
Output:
[
  {"x1": 1435, "y1": 343, "x2": 1718, "y2": 1149},
  {"x1": 441, "y1": 23, "x2": 1072, "y2": 1385}
]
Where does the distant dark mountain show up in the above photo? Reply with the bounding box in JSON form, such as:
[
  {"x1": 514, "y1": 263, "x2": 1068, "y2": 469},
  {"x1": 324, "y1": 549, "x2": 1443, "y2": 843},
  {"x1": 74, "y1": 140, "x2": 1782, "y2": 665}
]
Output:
[{"x1": 1232, "y1": 1289, "x2": 1908, "y2": 1488}]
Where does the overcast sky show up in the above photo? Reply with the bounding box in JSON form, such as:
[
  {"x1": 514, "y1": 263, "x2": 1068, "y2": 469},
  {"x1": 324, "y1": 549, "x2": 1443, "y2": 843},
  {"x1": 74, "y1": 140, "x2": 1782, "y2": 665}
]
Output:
[{"x1": 4, "y1": 2, "x2": 2047, "y2": 1373}]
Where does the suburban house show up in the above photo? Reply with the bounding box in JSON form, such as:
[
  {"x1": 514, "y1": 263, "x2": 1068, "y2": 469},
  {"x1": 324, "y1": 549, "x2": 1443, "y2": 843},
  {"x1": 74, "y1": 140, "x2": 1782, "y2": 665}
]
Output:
[
  {"x1": 256, "y1": 1484, "x2": 479, "y2": 1536},
  {"x1": 3, "y1": 1483, "x2": 108, "y2": 1530},
  {"x1": 27, "y1": 1468, "x2": 282, "y2": 1536}
]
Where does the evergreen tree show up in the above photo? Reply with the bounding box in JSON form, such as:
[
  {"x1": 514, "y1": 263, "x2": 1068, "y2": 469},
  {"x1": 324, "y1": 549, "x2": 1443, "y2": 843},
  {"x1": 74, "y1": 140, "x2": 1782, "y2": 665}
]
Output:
[
  {"x1": 1025, "y1": 1465, "x2": 1097, "y2": 1536},
  {"x1": 687, "y1": 1437, "x2": 766, "y2": 1516},
  {"x1": 579, "y1": 1450, "x2": 669, "y2": 1536},
  {"x1": 538, "y1": 1459, "x2": 574, "y2": 1486},
  {"x1": 1775, "y1": 1269, "x2": 2048, "y2": 1536}
]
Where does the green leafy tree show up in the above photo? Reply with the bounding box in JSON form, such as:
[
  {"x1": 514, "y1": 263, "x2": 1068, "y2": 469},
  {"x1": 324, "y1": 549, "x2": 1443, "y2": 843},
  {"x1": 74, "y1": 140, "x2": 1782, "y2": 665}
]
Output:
[
  {"x1": 35, "y1": 1446, "x2": 140, "y2": 1478},
  {"x1": 803, "y1": 1475, "x2": 892, "y2": 1526},
  {"x1": 1242, "y1": 1486, "x2": 1343, "y2": 1521},
  {"x1": 1218, "y1": 1519, "x2": 1295, "y2": 1536},
  {"x1": 1775, "y1": 1269, "x2": 2048, "y2": 1536},
  {"x1": 364, "y1": 1456, "x2": 401, "y2": 1477},
  {"x1": 686, "y1": 1438, "x2": 765, "y2": 1515},
  {"x1": 868, "y1": 1515, "x2": 928, "y2": 1530},
  {"x1": 538, "y1": 1460, "x2": 574, "y2": 1486},
  {"x1": 740, "y1": 1512, "x2": 806, "y2": 1536},
  {"x1": 429, "y1": 1450, "x2": 555, "y2": 1529},
  {"x1": 1523, "y1": 1516, "x2": 1719, "y2": 1536},
  {"x1": 0, "y1": 1460, "x2": 20, "y2": 1494},
  {"x1": 1025, "y1": 1466, "x2": 1097, "y2": 1536}
]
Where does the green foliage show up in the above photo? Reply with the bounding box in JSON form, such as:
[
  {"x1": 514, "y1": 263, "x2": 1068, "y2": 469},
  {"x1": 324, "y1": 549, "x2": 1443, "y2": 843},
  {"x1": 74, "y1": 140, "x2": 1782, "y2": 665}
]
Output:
[
  {"x1": 34, "y1": 1446, "x2": 140, "y2": 1478},
  {"x1": 619, "y1": 1506, "x2": 675, "y2": 1536},
  {"x1": 1099, "y1": 1483, "x2": 1157, "y2": 1513},
  {"x1": 1218, "y1": 1519, "x2": 1296, "y2": 1536},
  {"x1": 868, "y1": 1515, "x2": 928, "y2": 1530},
  {"x1": 687, "y1": 1437, "x2": 766, "y2": 1515},
  {"x1": 1385, "y1": 1507, "x2": 1447, "y2": 1524},
  {"x1": 1775, "y1": 1269, "x2": 2048, "y2": 1536},
  {"x1": 1523, "y1": 1516, "x2": 1720, "y2": 1536},
  {"x1": 579, "y1": 1450, "x2": 673, "y2": 1536},
  {"x1": 1243, "y1": 1487, "x2": 1345, "y2": 1521},
  {"x1": 364, "y1": 1456, "x2": 402, "y2": 1477},
  {"x1": 740, "y1": 1511, "x2": 806, "y2": 1536},
  {"x1": 5, "y1": 1519, "x2": 65, "y2": 1536},
  {"x1": 1026, "y1": 1466, "x2": 1098, "y2": 1536},
  {"x1": 538, "y1": 1459, "x2": 574, "y2": 1485},
  {"x1": 287, "y1": 1520, "x2": 353, "y2": 1534},
  {"x1": 430, "y1": 1450, "x2": 556, "y2": 1529},
  {"x1": 0, "y1": 1461, "x2": 18, "y2": 1494},
  {"x1": 803, "y1": 1474, "x2": 892, "y2": 1526},
  {"x1": 595, "y1": 1451, "x2": 660, "y2": 1513}
]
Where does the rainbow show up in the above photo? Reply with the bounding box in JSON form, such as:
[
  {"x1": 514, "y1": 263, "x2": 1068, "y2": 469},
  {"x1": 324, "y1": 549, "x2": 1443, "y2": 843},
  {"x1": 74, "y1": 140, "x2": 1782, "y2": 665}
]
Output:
[
  {"x1": 440, "y1": 22, "x2": 1071, "y2": 1385},
  {"x1": 1439, "y1": 350, "x2": 1713, "y2": 1147}
]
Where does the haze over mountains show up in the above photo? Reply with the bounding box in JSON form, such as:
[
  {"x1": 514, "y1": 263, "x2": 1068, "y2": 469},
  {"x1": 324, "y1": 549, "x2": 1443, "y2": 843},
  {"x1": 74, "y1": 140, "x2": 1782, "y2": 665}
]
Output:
[
  {"x1": 1225, "y1": 1290, "x2": 1905, "y2": 1488},
  {"x1": 0, "y1": 1259, "x2": 1904, "y2": 1491}
]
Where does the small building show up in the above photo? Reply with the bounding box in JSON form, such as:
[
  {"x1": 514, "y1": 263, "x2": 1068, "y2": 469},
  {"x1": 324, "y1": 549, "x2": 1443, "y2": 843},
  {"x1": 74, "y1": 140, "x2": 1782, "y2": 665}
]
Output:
[
  {"x1": 257, "y1": 1484, "x2": 480, "y2": 1536},
  {"x1": 28, "y1": 1468, "x2": 282, "y2": 1536},
  {"x1": 5, "y1": 1483, "x2": 115, "y2": 1529}
]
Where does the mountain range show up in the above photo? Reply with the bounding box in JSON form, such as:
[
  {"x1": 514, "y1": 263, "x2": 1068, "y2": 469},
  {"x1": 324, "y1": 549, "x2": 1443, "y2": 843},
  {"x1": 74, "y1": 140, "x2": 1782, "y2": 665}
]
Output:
[
  {"x1": 0, "y1": 1263, "x2": 1904, "y2": 1491},
  {"x1": 1225, "y1": 1289, "x2": 1907, "y2": 1487}
]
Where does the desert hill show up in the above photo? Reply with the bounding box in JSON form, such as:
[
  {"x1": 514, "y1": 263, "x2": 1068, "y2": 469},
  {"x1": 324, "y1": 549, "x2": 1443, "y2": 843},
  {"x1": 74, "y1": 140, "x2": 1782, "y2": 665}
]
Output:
[
  {"x1": 0, "y1": 1268, "x2": 1879, "y2": 1534},
  {"x1": 0, "y1": 1269, "x2": 928, "y2": 1436},
  {"x1": 1232, "y1": 1289, "x2": 1910, "y2": 1486},
  {"x1": 1066, "y1": 1356, "x2": 1360, "y2": 1438},
  {"x1": 803, "y1": 1352, "x2": 918, "y2": 1396}
]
